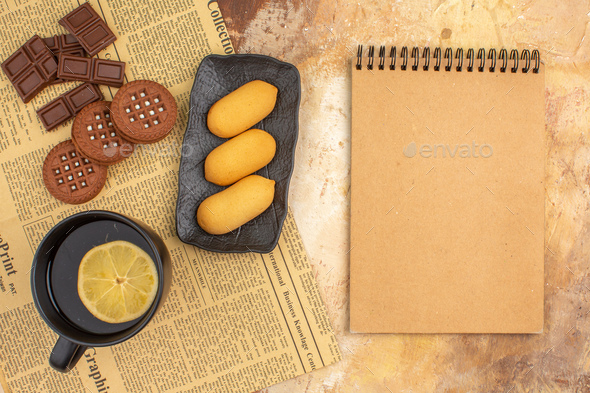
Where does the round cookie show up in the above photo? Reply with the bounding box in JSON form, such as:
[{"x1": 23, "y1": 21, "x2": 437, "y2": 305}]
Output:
[
  {"x1": 43, "y1": 140, "x2": 108, "y2": 205},
  {"x1": 71, "y1": 101, "x2": 135, "y2": 165},
  {"x1": 111, "y1": 80, "x2": 177, "y2": 144}
]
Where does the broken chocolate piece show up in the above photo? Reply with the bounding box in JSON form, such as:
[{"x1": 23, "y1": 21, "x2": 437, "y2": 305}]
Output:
[
  {"x1": 59, "y1": 3, "x2": 116, "y2": 56},
  {"x1": 43, "y1": 34, "x2": 86, "y2": 56},
  {"x1": 1, "y1": 35, "x2": 58, "y2": 102},
  {"x1": 57, "y1": 54, "x2": 125, "y2": 87},
  {"x1": 37, "y1": 83, "x2": 103, "y2": 131},
  {"x1": 44, "y1": 34, "x2": 87, "y2": 85}
]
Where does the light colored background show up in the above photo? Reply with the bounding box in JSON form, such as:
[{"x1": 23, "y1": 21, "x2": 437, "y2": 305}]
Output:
[
  {"x1": 1, "y1": 1, "x2": 584, "y2": 392},
  {"x1": 219, "y1": 0, "x2": 590, "y2": 392}
]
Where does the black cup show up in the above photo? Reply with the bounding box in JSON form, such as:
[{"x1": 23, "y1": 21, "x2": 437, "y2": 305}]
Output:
[{"x1": 31, "y1": 211, "x2": 171, "y2": 372}]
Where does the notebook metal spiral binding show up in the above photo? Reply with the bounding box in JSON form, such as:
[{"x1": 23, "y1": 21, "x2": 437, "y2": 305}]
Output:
[
  {"x1": 400, "y1": 46, "x2": 408, "y2": 70},
  {"x1": 378, "y1": 46, "x2": 386, "y2": 70},
  {"x1": 433, "y1": 47, "x2": 441, "y2": 71},
  {"x1": 356, "y1": 45, "x2": 540, "y2": 73},
  {"x1": 356, "y1": 45, "x2": 363, "y2": 70},
  {"x1": 466, "y1": 48, "x2": 474, "y2": 72},
  {"x1": 477, "y1": 48, "x2": 485, "y2": 72},
  {"x1": 367, "y1": 45, "x2": 375, "y2": 70},
  {"x1": 444, "y1": 48, "x2": 452, "y2": 71},
  {"x1": 422, "y1": 47, "x2": 430, "y2": 71},
  {"x1": 389, "y1": 47, "x2": 396, "y2": 70},
  {"x1": 488, "y1": 49, "x2": 497, "y2": 72},
  {"x1": 455, "y1": 48, "x2": 463, "y2": 71},
  {"x1": 411, "y1": 47, "x2": 420, "y2": 70},
  {"x1": 510, "y1": 49, "x2": 519, "y2": 73}
]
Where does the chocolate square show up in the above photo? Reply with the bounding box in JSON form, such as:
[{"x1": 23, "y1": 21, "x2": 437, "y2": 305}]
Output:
[
  {"x1": 62, "y1": 34, "x2": 80, "y2": 48},
  {"x1": 65, "y1": 83, "x2": 102, "y2": 112},
  {"x1": 1, "y1": 48, "x2": 33, "y2": 79},
  {"x1": 60, "y1": 3, "x2": 98, "y2": 34},
  {"x1": 37, "y1": 98, "x2": 74, "y2": 131},
  {"x1": 43, "y1": 36, "x2": 59, "y2": 52},
  {"x1": 25, "y1": 36, "x2": 48, "y2": 59},
  {"x1": 78, "y1": 24, "x2": 115, "y2": 55},
  {"x1": 37, "y1": 54, "x2": 58, "y2": 80},
  {"x1": 59, "y1": 54, "x2": 92, "y2": 80},
  {"x1": 92, "y1": 59, "x2": 125, "y2": 87},
  {"x1": 14, "y1": 67, "x2": 44, "y2": 101}
]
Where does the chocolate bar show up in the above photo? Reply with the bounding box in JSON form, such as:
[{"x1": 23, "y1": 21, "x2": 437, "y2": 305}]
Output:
[
  {"x1": 44, "y1": 34, "x2": 87, "y2": 85},
  {"x1": 59, "y1": 3, "x2": 116, "y2": 57},
  {"x1": 36, "y1": 83, "x2": 103, "y2": 131},
  {"x1": 1, "y1": 35, "x2": 58, "y2": 103},
  {"x1": 57, "y1": 54, "x2": 125, "y2": 87}
]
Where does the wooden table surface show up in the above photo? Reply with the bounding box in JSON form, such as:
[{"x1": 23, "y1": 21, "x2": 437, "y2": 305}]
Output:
[{"x1": 220, "y1": 1, "x2": 590, "y2": 392}]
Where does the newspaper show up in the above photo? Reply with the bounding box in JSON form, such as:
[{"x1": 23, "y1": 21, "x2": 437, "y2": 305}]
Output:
[{"x1": 0, "y1": 1, "x2": 341, "y2": 392}]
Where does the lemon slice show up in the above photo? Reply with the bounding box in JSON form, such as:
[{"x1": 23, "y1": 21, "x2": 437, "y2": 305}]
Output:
[{"x1": 77, "y1": 240, "x2": 159, "y2": 324}]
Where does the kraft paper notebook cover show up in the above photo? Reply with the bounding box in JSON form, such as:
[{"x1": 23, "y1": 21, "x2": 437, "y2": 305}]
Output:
[{"x1": 350, "y1": 46, "x2": 545, "y2": 333}]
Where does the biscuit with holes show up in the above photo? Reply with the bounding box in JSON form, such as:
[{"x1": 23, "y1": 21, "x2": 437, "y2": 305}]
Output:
[
  {"x1": 71, "y1": 101, "x2": 135, "y2": 165},
  {"x1": 110, "y1": 80, "x2": 177, "y2": 144},
  {"x1": 43, "y1": 140, "x2": 108, "y2": 204}
]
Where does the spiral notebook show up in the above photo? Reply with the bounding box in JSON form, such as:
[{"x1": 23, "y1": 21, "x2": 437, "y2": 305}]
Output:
[{"x1": 350, "y1": 45, "x2": 545, "y2": 333}]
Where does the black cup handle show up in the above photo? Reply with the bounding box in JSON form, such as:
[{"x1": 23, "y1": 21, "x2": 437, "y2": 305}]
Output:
[{"x1": 49, "y1": 337, "x2": 87, "y2": 373}]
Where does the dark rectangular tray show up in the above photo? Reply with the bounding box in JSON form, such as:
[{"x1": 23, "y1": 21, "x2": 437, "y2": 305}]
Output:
[{"x1": 176, "y1": 54, "x2": 300, "y2": 253}]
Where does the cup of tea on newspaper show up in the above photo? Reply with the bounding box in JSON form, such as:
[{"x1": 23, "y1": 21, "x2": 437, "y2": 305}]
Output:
[{"x1": 30, "y1": 211, "x2": 171, "y2": 373}]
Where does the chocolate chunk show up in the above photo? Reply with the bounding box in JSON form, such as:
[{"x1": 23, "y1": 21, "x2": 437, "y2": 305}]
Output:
[
  {"x1": 37, "y1": 54, "x2": 59, "y2": 79},
  {"x1": 58, "y1": 54, "x2": 92, "y2": 81},
  {"x1": 61, "y1": 34, "x2": 83, "y2": 51},
  {"x1": 37, "y1": 99, "x2": 74, "y2": 130},
  {"x1": 14, "y1": 68, "x2": 45, "y2": 100},
  {"x1": 66, "y1": 83, "x2": 102, "y2": 111},
  {"x1": 59, "y1": 3, "x2": 116, "y2": 56},
  {"x1": 44, "y1": 34, "x2": 86, "y2": 56},
  {"x1": 26, "y1": 36, "x2": 48, "y2": 59},
  {"x1": 57, "y1": 54, "x2": 125, "y2": 87},
  {"x1": 60, "y1": 5, "x2": 96, "y2": 34},
  {"x1": 1, "y1": 35, "x2": 57, "y2": 102},
  {"x1": 3, "y1": 49, "x2": 33, "y2": 79},
  {"x1": 92, "y1": 59, "x2": 125, "y2": 86},
  {"x1": 43, "y1": 36, "x2": 58, "y2": 51},
  {"x1": 37, "y1": 83, "x2": 103, "y2": 131}
]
